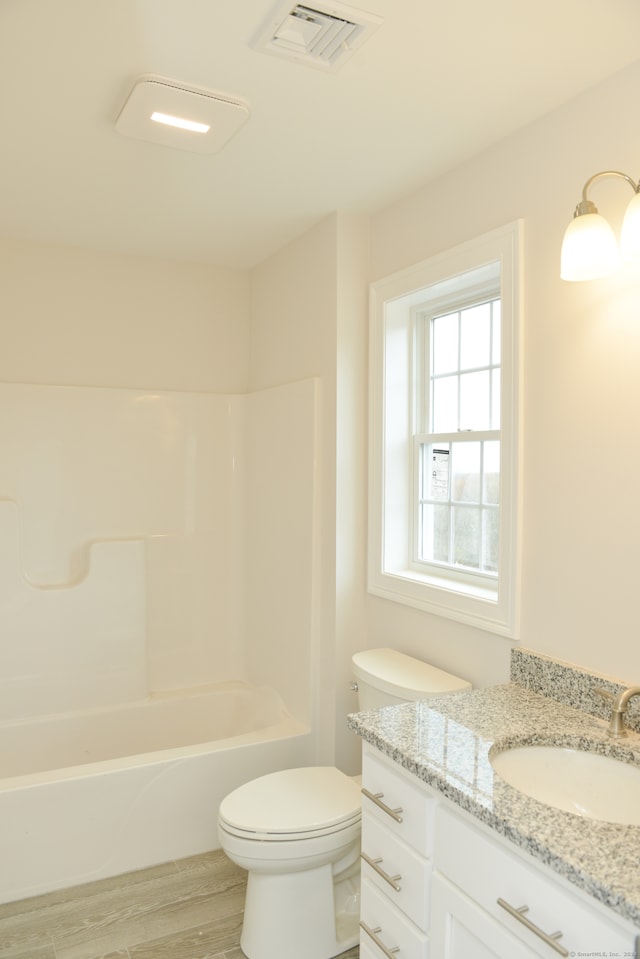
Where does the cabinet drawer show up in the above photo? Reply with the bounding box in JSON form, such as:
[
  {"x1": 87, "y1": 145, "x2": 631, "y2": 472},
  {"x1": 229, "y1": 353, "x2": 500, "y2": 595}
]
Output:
[
  {"x1": 435, "y1": 805, "x2": 637, "y2": 958},
  {"x1": 361, "y1": 876, "x2": 429, "y2": 959},
  {"x1": 362, "y1": 744, "x2": 437, "y2": 857},
  {"x1": 362, "y1": 812, "x2": 431, "y2": 930}
]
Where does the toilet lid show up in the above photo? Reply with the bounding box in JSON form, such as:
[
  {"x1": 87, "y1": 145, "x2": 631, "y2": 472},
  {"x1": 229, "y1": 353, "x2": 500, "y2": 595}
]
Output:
[{"x1": 218, "y1": 766, "x2": 361, "y2": 839}]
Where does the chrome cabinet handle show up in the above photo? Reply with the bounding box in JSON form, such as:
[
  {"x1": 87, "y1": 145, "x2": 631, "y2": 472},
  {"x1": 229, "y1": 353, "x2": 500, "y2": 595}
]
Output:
[
  {"x1": 361, "y1": 787, "x2": 403, "y2": 822},
  {"x1": 360, "y1": 921, "x2": 400, "y2": 958},
  {"x1": 361, "y1": 851, "x2": 402, "y2": 891},
  {"x1": 497, "y1": 898, "x2": 569, "y2": 956}
]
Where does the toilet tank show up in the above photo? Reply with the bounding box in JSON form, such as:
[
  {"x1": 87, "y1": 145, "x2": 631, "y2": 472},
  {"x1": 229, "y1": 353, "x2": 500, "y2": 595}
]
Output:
[{"x1": 351, "y1": 647, "x2": 471, "y2": 710}]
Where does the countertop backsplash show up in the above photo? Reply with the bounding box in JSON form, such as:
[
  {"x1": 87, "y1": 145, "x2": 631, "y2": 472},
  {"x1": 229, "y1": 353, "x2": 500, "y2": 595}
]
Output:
[{"x1": 511, "y1": 647, "x2": 640, "y2": 734}]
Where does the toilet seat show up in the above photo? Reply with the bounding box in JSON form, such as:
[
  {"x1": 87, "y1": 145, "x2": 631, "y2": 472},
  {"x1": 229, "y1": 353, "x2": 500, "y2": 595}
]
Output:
[{"x1": 218, "y1": 766, "x2": 361, "y2": 841}]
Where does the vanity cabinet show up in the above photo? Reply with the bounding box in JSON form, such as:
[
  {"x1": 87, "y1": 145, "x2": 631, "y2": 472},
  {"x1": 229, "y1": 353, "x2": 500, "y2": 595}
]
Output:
[{"x1": 359, "y1": 743, "x2": 638, "y2": 959}]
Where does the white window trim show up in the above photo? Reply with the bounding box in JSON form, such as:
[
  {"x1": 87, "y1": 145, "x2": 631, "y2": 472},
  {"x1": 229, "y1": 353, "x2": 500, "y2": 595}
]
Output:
[{"x1": 368, "y1": 221, "x2": 523, "y2": 638}]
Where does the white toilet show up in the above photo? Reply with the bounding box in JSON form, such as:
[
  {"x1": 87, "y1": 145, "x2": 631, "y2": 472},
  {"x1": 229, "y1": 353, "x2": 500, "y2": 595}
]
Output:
[{"x1": 217, "y1": 648, "x2": 471, "y2": 959}]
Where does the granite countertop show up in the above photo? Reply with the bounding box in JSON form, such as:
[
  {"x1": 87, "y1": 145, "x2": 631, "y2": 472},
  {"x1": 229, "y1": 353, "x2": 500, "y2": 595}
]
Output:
[{"x1": 347, "y1": 682, "x2": 640, "y2": 929}]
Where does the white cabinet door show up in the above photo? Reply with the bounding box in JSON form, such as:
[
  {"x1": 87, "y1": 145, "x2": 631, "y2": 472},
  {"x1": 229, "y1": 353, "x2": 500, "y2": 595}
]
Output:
[
  {"x1": 431, "y1": 875, "x2": 540, "y2": 959},
  {"x1": 435, "y1": 804, "x2": 637, "y2": 956}
]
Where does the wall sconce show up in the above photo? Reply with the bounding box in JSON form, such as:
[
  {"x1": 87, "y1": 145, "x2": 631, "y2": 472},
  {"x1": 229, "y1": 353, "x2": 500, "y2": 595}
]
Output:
[{"x1": 560, "y1": 171, "x2": 640, "y2": 281}]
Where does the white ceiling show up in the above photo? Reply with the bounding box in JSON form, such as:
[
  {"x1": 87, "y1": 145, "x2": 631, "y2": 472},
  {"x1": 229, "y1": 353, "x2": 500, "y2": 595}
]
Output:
[{"x1": 2, "y1": 0, "x2": 640, "y2": 269}]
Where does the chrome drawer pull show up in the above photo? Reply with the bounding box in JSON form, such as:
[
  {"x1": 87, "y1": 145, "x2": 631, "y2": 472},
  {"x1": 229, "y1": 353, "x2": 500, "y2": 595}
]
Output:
[
  {"x1": 361, "y1": 851, "x2": 402, "y2": 891},
  {"x1": 360, "y1": 921, "x2": 400, "y2": 958},
  {"x1": 497, "y1": 898, "x2": 569, "y2": 956},
  {"x1": 361, "y1": 787, "x2": 403, "y2": 822}
]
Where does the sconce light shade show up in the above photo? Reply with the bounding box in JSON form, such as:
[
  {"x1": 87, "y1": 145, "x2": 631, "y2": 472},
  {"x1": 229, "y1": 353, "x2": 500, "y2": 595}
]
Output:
[
  {"x1": 561, "y1": 171, "x2": 640, "y2": 281},
  {"x1": 620, "y1": 191, "x2": 640, "y2": 264},
  {"x1": 560, "y1": 211, "x2": 620, "y2": 281}
]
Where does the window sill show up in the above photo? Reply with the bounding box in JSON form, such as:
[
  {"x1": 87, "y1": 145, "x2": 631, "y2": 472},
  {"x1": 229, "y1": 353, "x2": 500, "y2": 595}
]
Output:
[
  {"x1": 368, "y1": 567, "x2": 517, "y2": 638},
  {"x1": 401, "y1": 566, "x2": 498, "y2": 602}
]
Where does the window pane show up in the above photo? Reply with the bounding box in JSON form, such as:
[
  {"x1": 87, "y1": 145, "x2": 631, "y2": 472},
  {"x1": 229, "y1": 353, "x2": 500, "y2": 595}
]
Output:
[
  {"x1": 459, "y1": 370, "x2": 490, "y2": 430},
  {"x1": 424, "y1": 444, "x2": 450, "y2": 501},
  {"x1": 432, "y1": 375, "x2": 458, "y2": 432},
  {"x1": 452, "y1": 442, "x2": 480, "y2": 503},
  {"x1": 491, "y1": 369, "x2": 501, "y2": 430},
  {"x1": 483, "y1": 441, "x2": 500, "y2": 505},
  {"x1": 453, "y1": 506, "x2": 480, "y2": 569},
  {"x1": 492, "y1": 302, "x2": 501, "y2": 366},
  {"x1": 482, "y1": 507, "x2": 500, "y2": 572},
  {"x1": 421, "y1": 504, "x2": 450, "y2": 563},
  {"x1": 432, "y1": 312, "x2": 459, "y2": 375},
  {"x1": 460, "y1": 303, "x2": 490, "y2": 369}
]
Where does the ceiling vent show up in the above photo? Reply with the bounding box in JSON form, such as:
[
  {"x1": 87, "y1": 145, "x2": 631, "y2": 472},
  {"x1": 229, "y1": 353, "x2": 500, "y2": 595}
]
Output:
[{"x1": 252, "y1": 1, "x2": 382, "y2": 71}]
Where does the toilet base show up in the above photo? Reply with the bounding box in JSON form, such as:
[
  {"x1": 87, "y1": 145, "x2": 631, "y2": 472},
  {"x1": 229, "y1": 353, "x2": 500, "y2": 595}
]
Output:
[{"x1": 240, "y1": 859, "x2": 360, "y2": 959}]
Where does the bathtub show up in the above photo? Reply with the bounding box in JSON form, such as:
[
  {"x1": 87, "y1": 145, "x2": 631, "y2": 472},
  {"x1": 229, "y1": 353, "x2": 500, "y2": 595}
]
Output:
[{"x1": 0, "y1": 681, "x2": 311, "y2": 904}]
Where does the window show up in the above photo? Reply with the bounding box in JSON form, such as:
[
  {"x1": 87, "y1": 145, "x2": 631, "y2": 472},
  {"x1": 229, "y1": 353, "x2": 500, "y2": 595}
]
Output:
[
  {"x1": 416, "y1": 293, "x2": 501, "y2": 580},
  {"x1": 368, "y1": 223, "x2": 522, "y2": 637}
]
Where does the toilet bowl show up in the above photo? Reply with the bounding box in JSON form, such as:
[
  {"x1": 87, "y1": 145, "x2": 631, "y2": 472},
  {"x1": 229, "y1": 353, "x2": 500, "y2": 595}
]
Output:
[
  {"x1": 218, "y1": 766, "x2": 361, "y2": 959},
  {"x1": 217, "y1": 649, "x2": 471, "y2": 959}
]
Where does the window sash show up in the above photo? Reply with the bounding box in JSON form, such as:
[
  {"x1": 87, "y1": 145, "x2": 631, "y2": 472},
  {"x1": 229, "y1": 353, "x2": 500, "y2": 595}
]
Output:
[
  {"x1": 413, "y1": 431, "x2": 500, "y2": 581},
  {"x1": 415, "y1": 295, "x2": 501, "y2": 435},
  {"x1": 413, "y1": 293, "x2": 501, "y2": 585}
]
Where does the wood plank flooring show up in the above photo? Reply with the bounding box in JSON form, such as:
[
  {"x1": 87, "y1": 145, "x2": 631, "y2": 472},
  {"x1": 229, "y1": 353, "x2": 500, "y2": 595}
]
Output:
[{"x1": 0, "y1": 851, "x2": 360, "y2": 959}]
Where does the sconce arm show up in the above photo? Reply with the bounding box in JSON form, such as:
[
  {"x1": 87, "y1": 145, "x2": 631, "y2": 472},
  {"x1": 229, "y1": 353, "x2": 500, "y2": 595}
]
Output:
[{"x1": 575, "y1": 171, "x2": 639, "y2": 217}]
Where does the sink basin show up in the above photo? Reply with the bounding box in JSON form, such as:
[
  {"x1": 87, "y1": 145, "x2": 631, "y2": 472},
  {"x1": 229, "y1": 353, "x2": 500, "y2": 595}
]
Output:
[{"x1": 490, "y1": 745, "x2": 640, "y2": 824}]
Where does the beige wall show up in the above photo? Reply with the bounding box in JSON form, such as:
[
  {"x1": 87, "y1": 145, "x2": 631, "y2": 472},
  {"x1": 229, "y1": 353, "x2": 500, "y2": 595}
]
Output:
[
  {"x1": 249, "y1": 214, "x2": 339, "y2": 763},
  {"x1": 365, "y1": 58, "x2": 640, "y2": 689},
  {"x1": 335, "y1": 214, "x2": 369, "y2": 771},
  {"x1": 0, "y1": 238, "x2": 250, "y2": 393},
  {"x1": 249, "y1": 212, "x2": 370, "y2": 767}
]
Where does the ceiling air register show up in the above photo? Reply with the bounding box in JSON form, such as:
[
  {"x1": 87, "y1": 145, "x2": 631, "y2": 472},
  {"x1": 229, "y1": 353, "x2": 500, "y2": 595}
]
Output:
[{"x1": 253, "y1": 1, "x2": 382, "y2": 70}]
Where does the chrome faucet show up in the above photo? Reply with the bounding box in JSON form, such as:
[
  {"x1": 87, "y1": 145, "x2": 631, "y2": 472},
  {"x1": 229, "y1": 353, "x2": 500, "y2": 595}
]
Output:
[{"x1": 594, "y1": 685, "x2": 640, "y2": 738}]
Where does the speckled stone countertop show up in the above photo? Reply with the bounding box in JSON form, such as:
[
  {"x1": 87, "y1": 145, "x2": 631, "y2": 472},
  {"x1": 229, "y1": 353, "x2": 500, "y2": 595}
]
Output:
[{"x1": 348, "y1": 681, "x2": 640, "y2": 929}]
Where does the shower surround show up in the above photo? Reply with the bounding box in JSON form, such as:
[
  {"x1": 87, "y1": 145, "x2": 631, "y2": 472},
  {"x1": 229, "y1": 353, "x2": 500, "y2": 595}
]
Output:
[{"x1": 0, "y1": 377, "x2": 321, "y2": 900}]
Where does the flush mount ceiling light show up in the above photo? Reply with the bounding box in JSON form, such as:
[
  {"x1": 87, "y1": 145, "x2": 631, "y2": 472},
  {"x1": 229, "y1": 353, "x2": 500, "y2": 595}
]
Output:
[
  {"x1": 150, "y1": 112, "x2": 210, "y2": 134},
  {"x1": 252, "y1": 1, "x2": 383, "y2": 71},
  {"x1": 115, "y1": 76, "x2": 250, "y2": 154},
  {"x1": 560, "y1": 170, "x2": 640, "y2": 281}
]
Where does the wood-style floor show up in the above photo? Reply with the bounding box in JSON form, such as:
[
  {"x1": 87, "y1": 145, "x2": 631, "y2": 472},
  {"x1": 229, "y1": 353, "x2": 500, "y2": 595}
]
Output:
[{"x1": 0, "y1": 850, "x2": 360, "y2": 959}]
